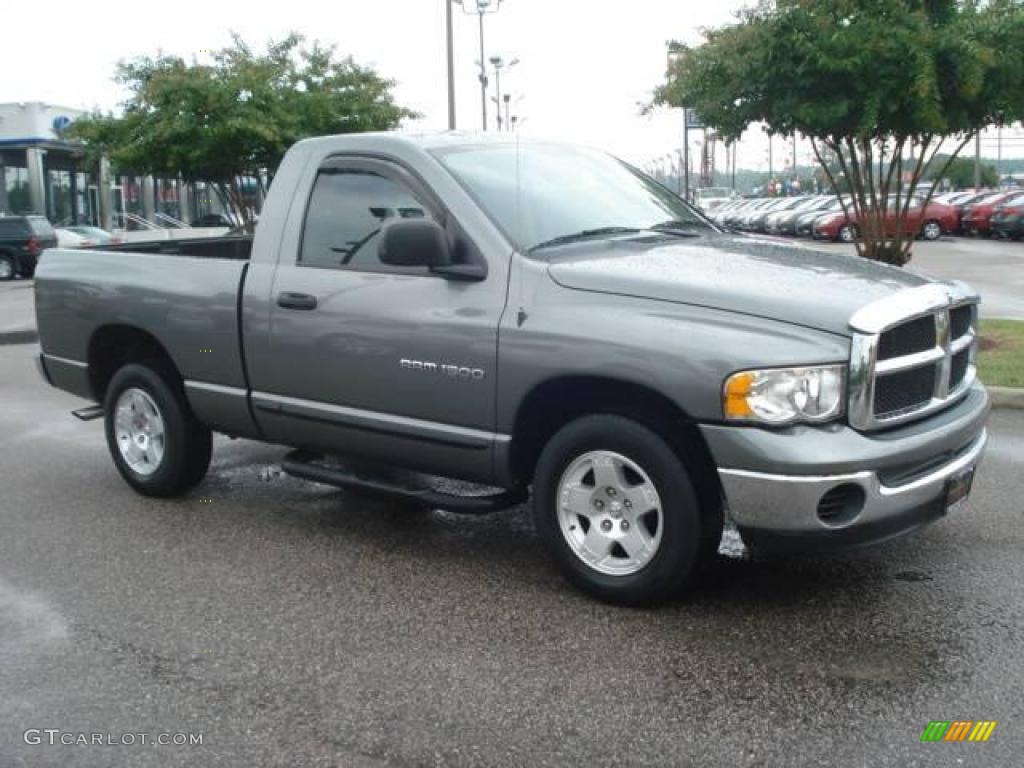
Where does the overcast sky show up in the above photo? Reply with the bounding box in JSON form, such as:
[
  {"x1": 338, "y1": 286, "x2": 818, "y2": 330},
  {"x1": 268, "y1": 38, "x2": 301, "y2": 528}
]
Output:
[{"x1": 4, "y1": 0, "x2": 1021, "y2": 173}]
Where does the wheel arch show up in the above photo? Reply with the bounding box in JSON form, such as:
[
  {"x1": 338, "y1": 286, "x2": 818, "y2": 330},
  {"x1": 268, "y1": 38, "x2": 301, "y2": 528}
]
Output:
[
  {"x1": 87, "y1": 325, "x2": 183, "y2": 402},
  {"x1": 507, "y1": 374, "x2": 722, "y2": 514}
]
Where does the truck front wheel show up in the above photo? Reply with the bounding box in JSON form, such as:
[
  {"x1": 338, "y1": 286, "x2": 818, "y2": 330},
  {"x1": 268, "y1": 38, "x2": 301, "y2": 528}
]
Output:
[
  {"x1": 533, "y1": 415, "x2": 704, "y2": 605},
  {"x1": 103, "y1": 362, "x2": 212, "y2": 498}
]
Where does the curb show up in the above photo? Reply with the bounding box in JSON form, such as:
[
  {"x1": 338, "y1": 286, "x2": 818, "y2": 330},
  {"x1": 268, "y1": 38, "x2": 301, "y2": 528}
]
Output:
[
  {"x1": 989, "y1": 386, "x2": 1024, "y2": 410},
  {"x1": 0, "y1": 328, "x2": 38, "y2": 346}
]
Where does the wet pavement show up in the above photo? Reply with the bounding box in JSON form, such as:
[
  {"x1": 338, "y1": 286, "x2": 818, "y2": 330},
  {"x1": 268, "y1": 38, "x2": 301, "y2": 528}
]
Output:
[{"x1": 1, "y1": 341, "x2": 1022, "y2": 767}]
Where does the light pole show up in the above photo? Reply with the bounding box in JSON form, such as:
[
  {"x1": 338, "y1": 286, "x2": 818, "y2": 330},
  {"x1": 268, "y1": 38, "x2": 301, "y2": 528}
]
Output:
[
  {"x1": 489, "y1": 56, "x2": 518, "y2": 131},
  {"x1": 455, "y1": 0, "x2": 504, "y2": 131},
  {"x1": 446, "y1": 0, "x2": 456, "y2": 129}
]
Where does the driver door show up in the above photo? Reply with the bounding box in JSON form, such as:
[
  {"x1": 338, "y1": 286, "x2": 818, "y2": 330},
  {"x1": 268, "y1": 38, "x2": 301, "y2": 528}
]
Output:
[{"x1": 252, "y1": 157, "x2": 504, "y2": 480}]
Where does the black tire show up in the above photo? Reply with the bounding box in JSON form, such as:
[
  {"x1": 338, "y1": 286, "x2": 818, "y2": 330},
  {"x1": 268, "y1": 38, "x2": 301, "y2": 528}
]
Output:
[
  {"x1": 0, "y1": 253, "x2": 15, "y2": 281},
  {"x1": 103, "y1": 362, "x2": 212, "y2": 498},
  {"x1": 838, "y1": 224, "x2": 858, "y2": 243},
  {"x1": 532, "y1": 414, "x2": 710, "y2": 606}
]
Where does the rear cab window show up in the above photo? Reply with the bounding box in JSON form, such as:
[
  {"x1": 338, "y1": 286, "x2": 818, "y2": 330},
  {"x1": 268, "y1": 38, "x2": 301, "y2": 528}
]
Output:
[{"x1": 299, "y1": 167, "x2": 437, "y2": 272}]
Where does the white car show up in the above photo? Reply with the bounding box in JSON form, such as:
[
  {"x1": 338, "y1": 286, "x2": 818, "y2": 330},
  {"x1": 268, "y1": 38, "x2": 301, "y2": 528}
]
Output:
[
  {"x1": 55, "y1": 228, "x2": 90, "y2": 248},
  {"x1": 695, "y1": 187, "x2": 737, "y2": 213}
]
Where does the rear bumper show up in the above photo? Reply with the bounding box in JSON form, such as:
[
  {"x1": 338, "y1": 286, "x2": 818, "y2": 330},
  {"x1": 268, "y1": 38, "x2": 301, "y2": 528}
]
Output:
[
  {"x1": 37, "y1": 351, "x2": 92, "y2": 400},
  {"x1": 702, "y1": 383, "x2": 990, "y2": 552}
]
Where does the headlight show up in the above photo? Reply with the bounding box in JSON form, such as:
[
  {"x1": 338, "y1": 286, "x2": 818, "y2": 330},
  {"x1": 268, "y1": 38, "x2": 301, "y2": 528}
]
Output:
[{"x1": 723, "y1": 365, "x2": 845, "y2": 425}]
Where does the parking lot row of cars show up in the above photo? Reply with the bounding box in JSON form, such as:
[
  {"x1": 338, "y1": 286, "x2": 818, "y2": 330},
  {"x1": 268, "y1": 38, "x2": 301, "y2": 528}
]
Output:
[
  {"x1": 0, "y1": 214, "x2": 121, "y2": 280},
  {"x1": 706, "y1": 188, "x2": 1024, "y2": 242}
]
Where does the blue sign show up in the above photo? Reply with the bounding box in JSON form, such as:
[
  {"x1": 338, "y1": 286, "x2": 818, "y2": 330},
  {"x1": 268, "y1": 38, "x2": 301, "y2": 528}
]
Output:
[{"x1": 52, "y1": 115, "x2": 73, "y2": 133}]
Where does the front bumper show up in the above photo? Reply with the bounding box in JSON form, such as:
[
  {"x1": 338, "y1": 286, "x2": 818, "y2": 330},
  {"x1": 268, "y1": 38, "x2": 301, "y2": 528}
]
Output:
[
  {"x1": 991, "y1": 216, "x2": 1024, "y2": 238},
  {"x1": 702, "y1": 383, "x2": 990, "y2": 553}
]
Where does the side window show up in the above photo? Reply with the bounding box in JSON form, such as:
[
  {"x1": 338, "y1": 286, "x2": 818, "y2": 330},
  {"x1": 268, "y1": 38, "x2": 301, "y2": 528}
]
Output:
[{"x1": 300, "y1": 168, "x2": 435, "y2": 270}]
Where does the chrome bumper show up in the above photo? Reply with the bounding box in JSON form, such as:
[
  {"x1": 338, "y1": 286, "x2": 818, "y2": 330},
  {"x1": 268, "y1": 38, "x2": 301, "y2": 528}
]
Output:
[{"x1": 719, "y1": 429, "x2": 987, "y2": 535}]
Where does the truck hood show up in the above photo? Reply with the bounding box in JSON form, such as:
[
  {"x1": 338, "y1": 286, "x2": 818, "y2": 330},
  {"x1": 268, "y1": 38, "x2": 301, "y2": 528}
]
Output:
[{"x1": 545, "y1": 233, "x2": 930, "y2": 336}]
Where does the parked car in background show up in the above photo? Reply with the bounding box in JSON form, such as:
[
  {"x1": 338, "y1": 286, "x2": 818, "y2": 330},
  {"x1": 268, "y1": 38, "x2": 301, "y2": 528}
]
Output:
[
  {"x1": 0, "y1": 215, "x2": 58, "y2": 280},
  {"x1": 768, "y1": 196, "x2": 837, "y2": 236},
  {"x1": 695, "y1": 187, "x2": 736, "y2": 213},
  {"x1": 56, "y1": 228, "x2": 90, "y2": 249},
  {"x1": 947, "y1": 191, "x2": 995, "y2": 233},
  {"x1": 963, "y1": 191, "x2": 1024, "y2": 237},
  {"x1": 989, "y1": 191, "x2": 1024, "y2": 240},
  {"x1": 748, "y1": 196, "x2": 808, "y2": 233},
  {"x1": 739, "y1": 198, "x2": 790, "y2": 231},
  {"x1": 64, "y1": 226, "x2": 121, "y2": 247},
  {"x1": 813, "y1": 197, "x2": 956, "y2": 243},
  {"x1": 797, "y1": 197, "x2": 849, "y2": 237}
]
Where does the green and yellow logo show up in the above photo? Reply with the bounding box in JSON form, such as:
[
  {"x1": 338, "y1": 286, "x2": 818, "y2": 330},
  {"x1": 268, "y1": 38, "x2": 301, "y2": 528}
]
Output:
[{"x1": 921, "y1": 721, "x2": 997, "y2": 742}]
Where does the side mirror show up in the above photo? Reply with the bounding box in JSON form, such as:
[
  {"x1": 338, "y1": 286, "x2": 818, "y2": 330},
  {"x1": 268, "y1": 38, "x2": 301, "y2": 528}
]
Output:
[{"x1": 378, "y1": 219, "x2": 451, "y2": 268}]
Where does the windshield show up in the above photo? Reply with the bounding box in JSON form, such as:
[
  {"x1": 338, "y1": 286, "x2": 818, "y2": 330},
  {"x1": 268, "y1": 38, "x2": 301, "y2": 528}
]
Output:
[
  {"x1": 434, "y1": 143, "x2": 713, "y2": 252},
  {"x1": 978, "y1": 192, "x2": 1009, "y2": 205}
]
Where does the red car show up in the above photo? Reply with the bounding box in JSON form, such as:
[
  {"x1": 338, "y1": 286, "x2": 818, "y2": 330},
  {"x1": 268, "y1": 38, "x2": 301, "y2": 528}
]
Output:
[
  {"x1": 812, "y1": 197, "x2": 957, "y2": 243},
  {"x1": 962, "y1": 191, "x2": 1023, "y2": 236}
]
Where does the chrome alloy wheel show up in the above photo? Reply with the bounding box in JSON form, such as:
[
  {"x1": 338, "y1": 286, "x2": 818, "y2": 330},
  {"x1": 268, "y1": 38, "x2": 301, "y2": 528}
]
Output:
[
  {"x1": 556, "y1": 450, "x2": 664, "y2": 576},
  {"x1": 922, "y1": 221, "x2": 942, "y2": 241},
  {"x1": 114, "y1": 387, "x2": 166, "y2": 476}
]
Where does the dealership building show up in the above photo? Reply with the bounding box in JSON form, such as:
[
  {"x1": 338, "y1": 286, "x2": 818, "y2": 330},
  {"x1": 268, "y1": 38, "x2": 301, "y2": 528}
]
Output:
[{"x1": 0, "y1": 102, "x2": 232, "y2": 228}]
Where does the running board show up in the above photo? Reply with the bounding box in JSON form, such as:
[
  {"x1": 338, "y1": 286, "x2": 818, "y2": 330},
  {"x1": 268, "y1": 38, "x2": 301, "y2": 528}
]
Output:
[
  {"x1": 72, "y1": 405, "x2": 104, "y2": 421},
  {"x1": 281, "y1": 451, "x2": 527, "y2": 514}
]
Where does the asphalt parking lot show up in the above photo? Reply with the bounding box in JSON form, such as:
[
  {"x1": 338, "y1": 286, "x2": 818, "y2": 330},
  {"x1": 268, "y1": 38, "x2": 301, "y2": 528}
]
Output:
[{"x1": 1, "y1": 300, "x2": 1023, "y2": 764}]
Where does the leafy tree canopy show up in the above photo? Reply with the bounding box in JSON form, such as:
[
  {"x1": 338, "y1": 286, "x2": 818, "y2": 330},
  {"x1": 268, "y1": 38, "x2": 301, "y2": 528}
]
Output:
[
  {"x1": 656, "y1": 0, "x2": 1024, "y2": 263},
  {"x1": 925, "y1": 155, "x2": 999, "y2": 186},
  {"x1": 69, "y1": 34, "x2": 416, "y2": 225}
]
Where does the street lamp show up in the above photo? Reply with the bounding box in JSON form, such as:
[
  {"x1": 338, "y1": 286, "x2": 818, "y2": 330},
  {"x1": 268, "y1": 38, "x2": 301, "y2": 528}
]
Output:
[
  {"x1": 489, "y1": 56, "x2": 519, "y2": 131},
  {"x1": 454, "y1": 0, "x2": 505, "y2": 131}
]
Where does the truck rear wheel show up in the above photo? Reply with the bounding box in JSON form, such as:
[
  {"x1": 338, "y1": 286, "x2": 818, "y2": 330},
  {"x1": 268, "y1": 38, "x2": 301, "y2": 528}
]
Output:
[
  {"x1": 103, "y1": 362, "x2": 212, "y2": 498},
  {"x1": 532, "y1": 414, "x2": 705, "y2": 605}
]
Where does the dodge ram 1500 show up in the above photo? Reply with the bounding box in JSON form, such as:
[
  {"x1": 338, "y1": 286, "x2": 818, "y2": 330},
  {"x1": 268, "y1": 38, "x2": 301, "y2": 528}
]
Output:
[{"x1": 34, "y1": 133, "x2": 989, "y2": 604}]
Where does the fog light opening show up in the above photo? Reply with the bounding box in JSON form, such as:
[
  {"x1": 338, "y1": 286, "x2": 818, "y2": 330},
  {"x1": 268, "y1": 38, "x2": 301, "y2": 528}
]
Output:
[{"x1": 816, "y1": 483, "x2": 866, "y2": 527}]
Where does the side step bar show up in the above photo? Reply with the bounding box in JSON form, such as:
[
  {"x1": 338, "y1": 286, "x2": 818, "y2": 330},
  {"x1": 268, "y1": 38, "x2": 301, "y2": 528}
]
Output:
[
  {"x1": 72, "y1": 405, "x2": 105, "y2": 421},
  {"x1": 281, "y1": 451, "x2": 527, "y2": 515}
]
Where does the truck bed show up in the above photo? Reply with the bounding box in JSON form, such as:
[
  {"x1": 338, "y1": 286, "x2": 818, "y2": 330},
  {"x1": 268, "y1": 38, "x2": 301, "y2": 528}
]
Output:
[
  {"x1": 96, "y1": 235, "x2": 253, "y2": 260},
  {"x1": 34, "y1": 244, "x2": 254, "y2": 435}
]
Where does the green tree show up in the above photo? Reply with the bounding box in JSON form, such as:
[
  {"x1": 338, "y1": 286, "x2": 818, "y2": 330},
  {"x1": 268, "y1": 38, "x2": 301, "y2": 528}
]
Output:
[
  {"x1": 68, "y1": 34, "x2": 415, "y2": 228},
  {"x1": 925, "y1": 155, "x2": 999, "y2": 187},
  {"x1": 656, "y1": 0, "x2": 1024, "y2": 264}
]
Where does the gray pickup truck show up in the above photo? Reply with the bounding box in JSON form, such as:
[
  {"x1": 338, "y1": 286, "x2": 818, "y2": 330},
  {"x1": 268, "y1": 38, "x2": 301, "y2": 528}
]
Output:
[{"x1": 34, "y1": 133, "x2": 989, "y2": 604}]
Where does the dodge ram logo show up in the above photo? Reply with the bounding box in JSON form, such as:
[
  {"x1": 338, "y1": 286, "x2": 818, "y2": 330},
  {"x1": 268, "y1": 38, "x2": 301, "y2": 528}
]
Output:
[{"x1": 400, "y1": 358, "x2": 485, "y2": 381}]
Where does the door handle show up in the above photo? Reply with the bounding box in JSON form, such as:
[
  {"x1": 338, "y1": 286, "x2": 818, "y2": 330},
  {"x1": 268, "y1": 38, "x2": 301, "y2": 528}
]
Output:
[{"x1": 277, "y1": 292, "x2": 318, "y2": 311}]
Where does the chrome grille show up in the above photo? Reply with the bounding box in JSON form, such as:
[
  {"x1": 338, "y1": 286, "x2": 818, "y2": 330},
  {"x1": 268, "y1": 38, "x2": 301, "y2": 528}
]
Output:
[
  {"x1": 873, "y1": 367, "x2": 937, "y2": 416},
  {"x1": 877, "y1": 315, "x2": 936, "y2": 360},
  {"x1": 848, "y1": 283, "x2": 979, "y2": 431}
]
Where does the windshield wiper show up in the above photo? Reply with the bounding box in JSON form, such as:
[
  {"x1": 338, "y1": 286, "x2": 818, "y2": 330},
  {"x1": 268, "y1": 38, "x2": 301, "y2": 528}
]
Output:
[
  {"x1": 529, "y1": 227, "x2": 643, "y2": 252},
  {"x1": 649, "y1": 220, "x2": 704, "y2": 237}
]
